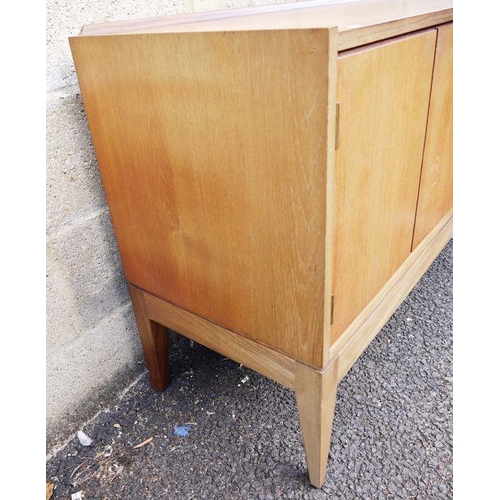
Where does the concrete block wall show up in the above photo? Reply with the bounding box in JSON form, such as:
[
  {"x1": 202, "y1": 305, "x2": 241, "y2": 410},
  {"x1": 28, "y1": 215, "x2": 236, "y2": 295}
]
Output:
[{"x1": 46, "y1": 0, "x2": 296, "y2": 453}]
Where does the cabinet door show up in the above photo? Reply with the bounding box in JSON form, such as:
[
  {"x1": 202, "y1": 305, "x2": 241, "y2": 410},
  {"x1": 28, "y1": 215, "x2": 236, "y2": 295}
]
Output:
[
  {"x1": 332, "y1": 30, "x2": 437, "y2": 345},
  {"x1": 412, "y1": 24, "x2": 453, "y2": 249}
]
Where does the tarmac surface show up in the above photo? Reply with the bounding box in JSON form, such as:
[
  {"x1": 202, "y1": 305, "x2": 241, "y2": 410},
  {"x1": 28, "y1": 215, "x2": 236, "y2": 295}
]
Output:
[{"x1": 46, "y1": 241, "x2": 453, "y2": 499}]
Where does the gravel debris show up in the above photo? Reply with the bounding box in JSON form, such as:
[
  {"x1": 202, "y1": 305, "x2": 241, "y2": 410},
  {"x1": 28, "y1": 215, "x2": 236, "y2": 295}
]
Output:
[{"x1": 46, "y1": 241, "x2": 452, "y2": 499}]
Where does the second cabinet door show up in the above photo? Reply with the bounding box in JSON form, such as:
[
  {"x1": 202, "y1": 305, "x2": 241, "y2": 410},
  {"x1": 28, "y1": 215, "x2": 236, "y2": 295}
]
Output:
[
  {"x1": 412, "y1": 24, "x2": 453, "y2": 249},
  {"x1": 332, "y1": 30, "x2": 437, "y2": 344}
]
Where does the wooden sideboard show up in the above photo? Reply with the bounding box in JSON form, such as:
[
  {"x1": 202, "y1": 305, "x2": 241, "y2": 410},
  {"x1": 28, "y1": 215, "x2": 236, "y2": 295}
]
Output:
[{"x1": 70, "y1": 0, "x2": 452, "y2": 488}]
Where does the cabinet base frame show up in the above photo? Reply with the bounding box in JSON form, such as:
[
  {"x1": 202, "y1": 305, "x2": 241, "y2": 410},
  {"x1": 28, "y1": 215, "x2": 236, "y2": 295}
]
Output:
[
  {"x1": 129, "y1": 211, "x2": 452, "y2": 488},
  {"x1": 331, "y1": 210, "x2": 453, "y2": 379}
]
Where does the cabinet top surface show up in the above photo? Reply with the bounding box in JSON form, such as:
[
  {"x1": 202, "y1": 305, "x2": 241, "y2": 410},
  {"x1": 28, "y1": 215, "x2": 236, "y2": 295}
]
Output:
[{"x1": 78, "y1": 0, "x2": 453, "y2": 40}]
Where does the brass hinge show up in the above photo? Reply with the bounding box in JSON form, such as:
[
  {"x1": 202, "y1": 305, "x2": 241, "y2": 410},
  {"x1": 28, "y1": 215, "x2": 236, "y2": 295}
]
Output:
[
  {"x1": 330, "y1": 295, "x2": 335, "y2": 325},
  {"x1": 335, "y1": 102, "x2": 340, "y2": 150}
]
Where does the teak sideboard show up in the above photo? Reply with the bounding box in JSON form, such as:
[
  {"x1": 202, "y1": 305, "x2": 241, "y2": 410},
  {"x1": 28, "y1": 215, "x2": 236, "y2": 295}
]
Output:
[{"x1": 70, "y1": 0, "x2": 452, "y2": 487}]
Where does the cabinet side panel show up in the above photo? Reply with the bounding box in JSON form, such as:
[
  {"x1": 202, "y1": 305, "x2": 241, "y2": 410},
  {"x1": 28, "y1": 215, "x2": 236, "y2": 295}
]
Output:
[
  {"x1": 331, "y1": 30, "x2": 437, "y2": 345},
  {"x1": 70, "y1": 30, "x2": 330, "y2": 367},
  {"x1": 412, "y1": 24, "x2": 453, "y2": 249}
]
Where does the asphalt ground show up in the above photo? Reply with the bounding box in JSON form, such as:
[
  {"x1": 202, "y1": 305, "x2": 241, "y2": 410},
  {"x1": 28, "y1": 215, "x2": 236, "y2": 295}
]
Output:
[{"x1": 46, "y1": 240, "x2": 453, "y2": 499}]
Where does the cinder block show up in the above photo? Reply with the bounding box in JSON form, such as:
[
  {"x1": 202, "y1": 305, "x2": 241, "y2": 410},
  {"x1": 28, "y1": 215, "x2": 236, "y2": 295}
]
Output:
[
  {"x1": 192, "y1": 0, "x2": 226, "y2": 11},
  {"x1": 194, "y1": 0, "x2": 294, "y2": 12},
  {"x1": 49, "y1": 210, "x2": 129, "y2": 328},
  {"x1": 46, "y1": 93, "x2": 108, "y2": 236},
  {"x1": 46, "y1": 304, "x2": 143, "y2": 452},
  {"x1": 46, "y1": 248, "x2": 83, "y2": 355}
]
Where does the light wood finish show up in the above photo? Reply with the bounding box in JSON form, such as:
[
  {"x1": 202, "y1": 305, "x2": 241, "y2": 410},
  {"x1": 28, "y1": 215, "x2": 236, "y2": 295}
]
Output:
[
  {"x1": 295, "y1": 359, "x2": 339, "y2": 488},
  {"x1": 331, "y1": 212, "x2": 452, "y2": 379},
  {"x1": 139, "y1": 286, "x2": 297, "y2": 389},
  {"x1": 331, "y1": 30, "x2": 437, "y2": 345},
  {"x1": 70, "y1": 29, "x2": 334, "y2": 369},
  {"x1": 79, "y1": 0, "x2": 452, "y2": 52},
  {"x1": 322, "y1": 30, "x2": 338, "y2": 363},
  {"x1": 70, "y1": 2, "x2": 453, "y2": 489},
  {"x1": 337, "y1": 9, "x2": 451, "y2": 51},
  {"x1": 129, "y1": 286, "x2": 170, "y2": 391},
  {"x1": 413, "y1": 24, "x2": 453, "y2": 249}
]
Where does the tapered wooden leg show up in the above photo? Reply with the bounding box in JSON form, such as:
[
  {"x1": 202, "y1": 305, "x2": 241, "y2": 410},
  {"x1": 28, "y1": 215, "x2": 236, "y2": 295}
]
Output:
[
  {"x1": 129, "y1": 285, "x2": 171, "y2": 391},
  {"x1": 295, "y1": 358, "x2": 339, "y2": 488}
]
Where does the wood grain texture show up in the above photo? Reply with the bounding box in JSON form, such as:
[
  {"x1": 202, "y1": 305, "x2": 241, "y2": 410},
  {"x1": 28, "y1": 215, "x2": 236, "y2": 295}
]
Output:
[
  {"x1": 331, "y1": 211, "x2": 452, "y2": 379},
  {"x1": 337, "y1": 10, "x2": 452, "y2": 51},
  {"x1": 78, "y1": 0, "x2": 452, "y2": 52},
  {"x1": 295, "y1": 358, "x2": 339, "y2": 488},
  {"x1": 140, "y1": 286, "x2": 296, "y2": 388},
  {"x1": 129, "y1": 286, "x2": 170, "y2": 391},
  {"x1": 69, "y1": 6, "x2": 456, "y2": 489},
  {"x1": 412, "y1": 24, "x2": 453, "y2": 249},
  {"x1": 70, "y1": 29, "x2": 333, "y2": 368},
  {"x1": 322, "y1": 29, "x2": 338, "y2": 364},
  {"x1": 331, "y1": 30, "x2": 437, "y2": 345}
]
